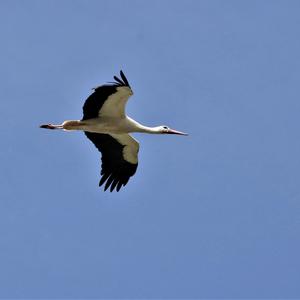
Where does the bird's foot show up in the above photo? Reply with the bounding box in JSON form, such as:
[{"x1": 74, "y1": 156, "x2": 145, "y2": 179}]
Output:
[{"x1": 40, "y1": 124, "x2": 56, "y2": 129}]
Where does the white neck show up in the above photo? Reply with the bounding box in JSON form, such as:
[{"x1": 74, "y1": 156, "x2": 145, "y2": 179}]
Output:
[
  {"x1": 135, "y1": 125, "x2": 162, "y2": 134},
  {"x1": 127, "y1": 117, "x2": 161, "y2": 134}
]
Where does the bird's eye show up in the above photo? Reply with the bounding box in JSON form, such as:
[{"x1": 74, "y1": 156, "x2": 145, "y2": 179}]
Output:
[{"x1": 163, "y1": 126, "x2": 168, "y2": 129}]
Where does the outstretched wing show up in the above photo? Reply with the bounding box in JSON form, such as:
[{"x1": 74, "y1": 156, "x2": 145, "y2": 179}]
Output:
[
  {"x1": 84, "y1": 132, "x2": 139, "y2": 192},
  {"x1": 82, "y1": 70, "x2": 133, "y2": 120}
]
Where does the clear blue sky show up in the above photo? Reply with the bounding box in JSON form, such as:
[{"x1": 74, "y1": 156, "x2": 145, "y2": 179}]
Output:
[{"x1": 0, "y1": 0, "x2": 300, "y2": 298}]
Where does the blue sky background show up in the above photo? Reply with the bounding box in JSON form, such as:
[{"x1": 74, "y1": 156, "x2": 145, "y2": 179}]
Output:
[{"x1": 0, "y1": 0, "x2": 300, "y2": 298}]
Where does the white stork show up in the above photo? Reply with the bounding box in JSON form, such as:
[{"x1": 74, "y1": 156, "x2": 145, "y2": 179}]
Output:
[{"x1": 40, "y1": 71, "x2": 187, "y2": 192}]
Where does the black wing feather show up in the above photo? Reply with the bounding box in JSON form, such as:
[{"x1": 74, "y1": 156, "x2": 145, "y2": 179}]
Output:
[
  {"x1": 84, "y1": 132, "x2": 138, "y2": 192},
  {"x1": 82, "y1": 85, "x2": 117, "y2": 120},
  {"x1": 113, "y1": 76, "x2": 124, "y2": 85},
  {"x1": 82, "y1": 70, "x2": 131, "y2": 120},
  {"x1": 120, "y1": 70, "x2": 130, "y2": 86}
]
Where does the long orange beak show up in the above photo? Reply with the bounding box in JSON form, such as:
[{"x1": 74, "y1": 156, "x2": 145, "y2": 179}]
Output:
[{"x1": 167, "y1": 128, "x2": 188, "y2": 136}]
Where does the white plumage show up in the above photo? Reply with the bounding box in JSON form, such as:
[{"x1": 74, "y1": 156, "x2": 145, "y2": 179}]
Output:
[{"x1": 40, "y1": 70, "x2": 187, "y2": 192}]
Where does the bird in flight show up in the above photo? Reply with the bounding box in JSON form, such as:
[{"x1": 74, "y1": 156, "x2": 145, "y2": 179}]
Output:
[{"x1": 40, "y1": 71, "x2": 187, "y2": 192}]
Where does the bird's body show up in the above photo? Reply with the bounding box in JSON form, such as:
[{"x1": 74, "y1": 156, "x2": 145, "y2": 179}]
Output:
[
  {"x1": 62, "y1": 116, "x2": 157, "y2": 134},
  {"x1": 41, "y1": 71, "x2": 187, "y2": 192}
]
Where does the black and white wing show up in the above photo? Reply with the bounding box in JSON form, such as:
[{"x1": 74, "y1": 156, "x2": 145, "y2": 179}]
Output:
[
  {"x1": 84, "y1": 132, "x2": 139, "y2": 192},
  {"x1": 82, "y1": 70, "x2": 133, "y2": 120}
]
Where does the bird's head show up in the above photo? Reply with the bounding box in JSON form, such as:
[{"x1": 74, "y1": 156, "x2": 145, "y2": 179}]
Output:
[{"x1": 158, "y1": 125, "x2": 188, "y2": 135}]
